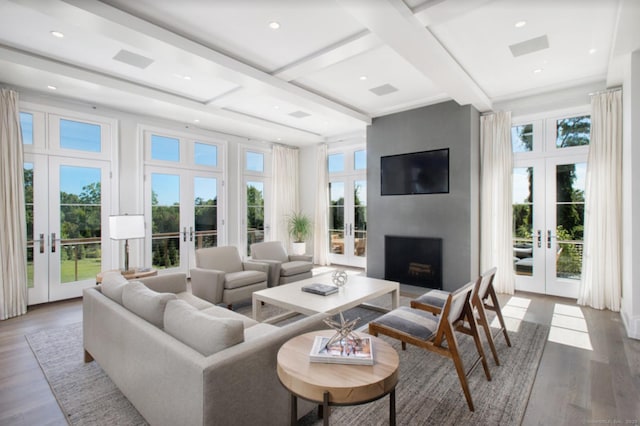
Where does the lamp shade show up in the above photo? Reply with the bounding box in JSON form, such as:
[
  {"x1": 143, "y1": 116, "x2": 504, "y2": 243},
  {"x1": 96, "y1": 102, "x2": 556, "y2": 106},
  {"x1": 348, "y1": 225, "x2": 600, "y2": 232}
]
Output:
[{"x1": 109, "y1": 215, "x2": 145, "y2": 240}]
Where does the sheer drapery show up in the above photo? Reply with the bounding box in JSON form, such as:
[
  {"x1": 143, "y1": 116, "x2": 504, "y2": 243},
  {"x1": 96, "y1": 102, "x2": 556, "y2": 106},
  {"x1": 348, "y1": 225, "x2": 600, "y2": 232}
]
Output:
[
  {"x1": 578, "y1": 90, "x2": 622, "y2": 311},
  {"x1": 480, "y1": 111, "x2": 515, "y2": 294},
  {"x1": 0, "y1": 88, "x2": 28, "y2": 320},
  {"x1": 271, "y1": 145, "x2": 299, "y2": 246},
  {"x1": 313, "y1": 144, "x2": 330, "y2": 265}
]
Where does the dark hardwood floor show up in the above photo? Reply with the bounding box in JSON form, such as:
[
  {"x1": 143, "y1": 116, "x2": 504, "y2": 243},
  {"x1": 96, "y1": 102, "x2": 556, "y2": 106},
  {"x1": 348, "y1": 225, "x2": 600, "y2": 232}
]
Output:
[{"x1": 1, "y1": 290, "x2": 638, "y2": 425}]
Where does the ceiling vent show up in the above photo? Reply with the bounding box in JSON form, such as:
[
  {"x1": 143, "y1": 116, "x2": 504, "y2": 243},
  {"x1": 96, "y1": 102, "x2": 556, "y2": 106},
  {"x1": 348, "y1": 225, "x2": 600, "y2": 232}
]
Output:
[
  {"x1": 509, "y1": 35, "x2": 549, "y2": 57},
  {"x1": 113, "y1": 49, "x2": 154, "y2": 69},
  {"x1": 369, "y1": 84, "x2": 398, "y2": 96},
  {"x1": 289, "y1": 110, "x2": 311, "y2": 118}
]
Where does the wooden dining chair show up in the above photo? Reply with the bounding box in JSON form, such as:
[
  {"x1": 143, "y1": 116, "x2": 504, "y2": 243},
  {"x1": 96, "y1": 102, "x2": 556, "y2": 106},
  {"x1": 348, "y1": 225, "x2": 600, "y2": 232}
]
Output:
[
  {"x1": 478, "y1": 267, "x2": 512, "y2": 348},
  {"x1": 368, "y1": 281, "x2": 490, "y2": 412},
  {"x1": 411, "y1": 268, "x2": 501, "y2": 365}
]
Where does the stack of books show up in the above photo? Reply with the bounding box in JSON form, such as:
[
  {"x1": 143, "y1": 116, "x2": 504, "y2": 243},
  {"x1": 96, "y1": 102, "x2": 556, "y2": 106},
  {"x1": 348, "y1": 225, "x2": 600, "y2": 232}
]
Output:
[
  {"x1": 301, "y1": 283, "x2": 339, "y2": 296},
  {"x1": 309, "y1": 335, "x2": 374, "y2": 365}
]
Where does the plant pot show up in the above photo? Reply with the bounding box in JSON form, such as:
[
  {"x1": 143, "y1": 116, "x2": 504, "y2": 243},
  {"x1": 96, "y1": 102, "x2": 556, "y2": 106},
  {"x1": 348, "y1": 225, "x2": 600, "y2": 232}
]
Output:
[{"x1": 291, "y1": 242, "x2": 306, "y2": 255}]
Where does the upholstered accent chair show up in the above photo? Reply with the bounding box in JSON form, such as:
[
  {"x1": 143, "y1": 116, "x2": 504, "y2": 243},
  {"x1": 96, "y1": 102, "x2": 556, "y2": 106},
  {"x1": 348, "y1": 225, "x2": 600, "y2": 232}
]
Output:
[
  {"x1": 411, "y1": 267, "x2": 511, "y2": 365},
  {"x1": 250, "y1": 241, "x2": 313, "y2": 287},
  {"x1": 190, "y1": 246, "x2": 268, "y2": 309},
  {"x1": 368, "y1": 280, "x2": 491, "y2": 412}
]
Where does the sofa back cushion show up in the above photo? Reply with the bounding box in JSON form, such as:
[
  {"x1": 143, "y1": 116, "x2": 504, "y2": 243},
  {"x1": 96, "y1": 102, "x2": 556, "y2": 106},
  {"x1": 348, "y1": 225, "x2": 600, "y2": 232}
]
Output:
[
  {"x1": 164, "y1": 300, "x2": 244, "y2": 356},
  {"x1": 250, "y1": 241, "x2": 288, "y2": 263},
  {"x1": 122, "y1": 281, "x2": 176, "y2": 328},
  {"x1": 101, "y1": 271, "x2": 128, "y2": 304}
]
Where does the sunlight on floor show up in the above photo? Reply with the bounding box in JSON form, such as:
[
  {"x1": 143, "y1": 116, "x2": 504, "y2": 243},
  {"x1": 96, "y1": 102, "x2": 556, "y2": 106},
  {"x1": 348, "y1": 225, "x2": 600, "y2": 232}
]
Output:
[
  {"x1": 547, "y1": 303, "x2": 593, "y2": 351},
  {"x1": 312, "y1": 266, "x2": 336, "y2": 276},
  {"x1": 491, "y1": 296, "x2": 531, "y2": 333}
]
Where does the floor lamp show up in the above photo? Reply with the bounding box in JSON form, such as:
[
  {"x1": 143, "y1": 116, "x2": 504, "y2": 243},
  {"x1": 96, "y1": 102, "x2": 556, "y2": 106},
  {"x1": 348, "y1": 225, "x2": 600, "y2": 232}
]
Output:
[{"x1": 109, "y1": 214, "x2": 145, "y2": 274}]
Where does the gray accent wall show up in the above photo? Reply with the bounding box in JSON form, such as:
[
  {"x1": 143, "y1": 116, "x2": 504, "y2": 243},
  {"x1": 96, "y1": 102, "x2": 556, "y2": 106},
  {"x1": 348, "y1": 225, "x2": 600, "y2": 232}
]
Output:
[{"x1": 366, "y1": 101, "x2": 480, "y2": 292}]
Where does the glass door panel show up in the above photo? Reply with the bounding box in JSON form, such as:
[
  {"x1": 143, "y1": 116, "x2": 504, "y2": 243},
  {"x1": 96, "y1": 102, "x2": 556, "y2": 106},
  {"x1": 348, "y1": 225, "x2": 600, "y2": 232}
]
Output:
[
  {"x1": 193, "y1": 176, "x2": 218, "y2": 250},
  {"x1": 246, "y1": 181, "x2": 265, "y2": 256},
  {"x1": 513, "y1": 167, "x2": 535, "y2": 277},
  {"x1": 353, "y1": 180, "x2": 367, "y2": 259},
  {"x1": 329, "y1": 181, "x2": 345, "y2": 256},
  {"x1": 151, "y1": 173, "x2": 181, "y2": 270}
]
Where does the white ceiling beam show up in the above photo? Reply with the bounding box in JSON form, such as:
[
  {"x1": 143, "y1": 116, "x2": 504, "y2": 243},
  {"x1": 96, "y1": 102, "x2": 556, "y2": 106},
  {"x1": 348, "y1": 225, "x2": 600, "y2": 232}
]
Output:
[
  {"x1": 410, "y1": 0, "x2": 497, "y2": 27},
  {"x1": 0, "y1": 44, "x2": 324, "y2": 139},
  {"x1": 10, "y1": 0, "x2": 371, "y2": 124},
  {"x1": 337, "y1": 0, "x2": 492, "y2": 111},
  {"x1": 606, "y1": 0, "x2": 640, "y2": 86},
  {"x1": 272, "y1": 30, "x2": 381, "y2": 82}
]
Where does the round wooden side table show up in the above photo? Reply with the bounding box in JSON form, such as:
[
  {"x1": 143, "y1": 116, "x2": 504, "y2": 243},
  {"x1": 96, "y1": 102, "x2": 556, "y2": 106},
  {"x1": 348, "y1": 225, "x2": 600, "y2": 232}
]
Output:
[{"x1": 277, "y1": 330, "x2": 399, "y2": 426}]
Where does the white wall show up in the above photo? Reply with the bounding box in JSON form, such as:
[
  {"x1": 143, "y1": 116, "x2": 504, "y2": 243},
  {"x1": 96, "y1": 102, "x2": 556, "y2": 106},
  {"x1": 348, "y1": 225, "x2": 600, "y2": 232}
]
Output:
[{"x1": 622, "y1": 50, "x2": 640, "y2": 339}]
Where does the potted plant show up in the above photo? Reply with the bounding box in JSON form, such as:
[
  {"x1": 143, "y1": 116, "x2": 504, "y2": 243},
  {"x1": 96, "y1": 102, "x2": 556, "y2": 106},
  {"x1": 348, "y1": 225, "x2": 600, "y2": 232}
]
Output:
[{"x1": 287, "y1": 211, "x2": 312, "y2": 255}]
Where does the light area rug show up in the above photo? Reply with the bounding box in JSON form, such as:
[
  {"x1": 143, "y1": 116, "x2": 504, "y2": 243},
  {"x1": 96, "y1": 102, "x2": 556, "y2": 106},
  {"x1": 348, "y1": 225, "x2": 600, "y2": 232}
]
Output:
[{"x1": 26, "y1": 303, "x2": 548, "y2": 426}]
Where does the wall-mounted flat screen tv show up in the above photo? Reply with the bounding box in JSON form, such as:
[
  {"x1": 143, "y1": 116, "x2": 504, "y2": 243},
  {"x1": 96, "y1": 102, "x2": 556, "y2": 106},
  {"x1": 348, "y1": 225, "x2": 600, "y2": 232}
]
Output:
[{"x1": 380, "y1": 148, "x2": 449, "y2": 195}]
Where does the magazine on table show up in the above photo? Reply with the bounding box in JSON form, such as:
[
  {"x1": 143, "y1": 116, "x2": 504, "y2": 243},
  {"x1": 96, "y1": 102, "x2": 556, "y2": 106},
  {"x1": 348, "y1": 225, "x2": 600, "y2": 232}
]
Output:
[
  {"x1": 309, "y1": 335, "x2": 374, "y2": 365},
  {"x1": 301, "y1": 283, "x2": 339, "y2": 296}
]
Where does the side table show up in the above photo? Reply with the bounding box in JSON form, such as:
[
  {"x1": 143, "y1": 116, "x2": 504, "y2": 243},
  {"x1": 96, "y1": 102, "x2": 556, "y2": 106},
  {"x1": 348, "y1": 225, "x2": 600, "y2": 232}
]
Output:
[
  {"x1": 277, "y1": 330, "x2": 399, "y2": 426},
  {"x1": 95, "y1": 268, "x2": 157, "y2": 284}
]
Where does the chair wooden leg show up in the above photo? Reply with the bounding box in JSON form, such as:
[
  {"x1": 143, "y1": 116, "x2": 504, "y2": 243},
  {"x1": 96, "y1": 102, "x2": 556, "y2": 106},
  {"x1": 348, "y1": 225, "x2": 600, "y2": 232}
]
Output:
[
  {"x1": 487, "y1": 287, "x2": 511, "y2": 347},
  {"x1": 464, "y1": 305, "x2": 491, "y2": 381},
  {"x1": 444, "y1": 325, "x2": 474, "y2": 412},
  {"x1": 227, "y1": 304, "x2": 233, "y2": 310},
  {"x1": 476, "y1": 303, "x2": 500, "y2": 366},
  {"x1": 84, "y1": 349, "x2": 94, "y2": 363}
]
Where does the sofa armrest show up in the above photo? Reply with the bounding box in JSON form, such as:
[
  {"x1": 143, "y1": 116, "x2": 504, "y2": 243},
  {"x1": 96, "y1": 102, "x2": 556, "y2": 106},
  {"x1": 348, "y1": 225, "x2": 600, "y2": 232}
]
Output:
[
  {"x1": 242, "y1": 261, "x2": 269, "y2": 273},
  {"x1": 248, "y1": 259, "x2": 281, "y2": 287},
  {"x1": 190, "y1": 268, "x2": 225, "y2": 304},
  {"x1": 288, "y1": 254, "x2": 313, "y2": 262},
  {"x1": 138, "y1": 272, "x2": 187, "y2": 294}
]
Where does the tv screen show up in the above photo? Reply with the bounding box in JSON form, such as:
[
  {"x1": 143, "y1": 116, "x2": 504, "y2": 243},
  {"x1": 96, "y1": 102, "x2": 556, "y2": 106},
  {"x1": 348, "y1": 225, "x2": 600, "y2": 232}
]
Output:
[{"x1": 380, "y1": 148, "x2": 449, "y2": 195}]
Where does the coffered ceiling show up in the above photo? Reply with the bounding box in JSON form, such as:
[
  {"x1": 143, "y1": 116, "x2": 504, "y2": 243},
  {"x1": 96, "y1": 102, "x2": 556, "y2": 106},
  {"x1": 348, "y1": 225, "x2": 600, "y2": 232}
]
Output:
[{"x1": 0, "y1": 0, "x2": 637, "y2": 146}]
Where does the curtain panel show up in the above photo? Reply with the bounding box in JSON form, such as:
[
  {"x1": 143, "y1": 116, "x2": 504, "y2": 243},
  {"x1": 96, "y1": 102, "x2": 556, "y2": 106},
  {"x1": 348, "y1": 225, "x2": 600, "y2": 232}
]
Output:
[
  {"x1": 0, "y1": 88, "x2": 28, "y2": 320},
  {"x1": 480, "y1": 111, "x2": 515, "y2": 294},
  {"x1": 578, "y1": 90, "x2": 622, "y2": 311},
  {"x1": 313, "y1": 144, "x2": 330, "y2": 265},
  {"x1": 271, "y1": 145, "x2": 299, "y2": 246}
]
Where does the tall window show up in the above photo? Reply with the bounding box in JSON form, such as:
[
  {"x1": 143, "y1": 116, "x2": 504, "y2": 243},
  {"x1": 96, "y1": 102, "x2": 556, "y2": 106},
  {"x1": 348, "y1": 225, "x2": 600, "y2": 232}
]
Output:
[{"x1": 242, "y1": 147, "x2": 270, "y2": 256}]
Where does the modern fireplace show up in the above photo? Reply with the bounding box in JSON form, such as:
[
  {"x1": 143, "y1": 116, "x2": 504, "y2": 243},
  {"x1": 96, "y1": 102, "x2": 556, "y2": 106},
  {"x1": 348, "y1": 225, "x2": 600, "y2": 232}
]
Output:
[{"x1": 385, "y1": 235, "x2": 442, "y2": 289}]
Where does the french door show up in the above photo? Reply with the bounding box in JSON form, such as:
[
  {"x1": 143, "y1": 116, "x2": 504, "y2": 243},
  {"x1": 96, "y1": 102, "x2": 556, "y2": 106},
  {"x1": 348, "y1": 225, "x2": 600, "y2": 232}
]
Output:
[
  {"x1": 26, "y1": 155, "x2": 112, "y2": 304},
  {"x1": 244, "y1": 178, "x2": 270, "y2": 256},
  {"x1": 329, "y1": 177, "x2": 367, "y2": 268},
  {"x1": 513, "y1": 155, "x2": 587, "y2": 298},
  {"x1": 145, "y1": 166, "x2": 222, "y2": 274}
]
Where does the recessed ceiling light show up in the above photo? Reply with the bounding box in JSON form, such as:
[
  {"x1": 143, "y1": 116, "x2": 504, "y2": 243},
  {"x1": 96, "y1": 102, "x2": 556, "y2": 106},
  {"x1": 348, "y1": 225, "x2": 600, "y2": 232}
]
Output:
[
  {"x1": 276, "y1": 138, "x2": 282, "y2": 141},
  {"x1": 47, "y1": 85, "x2": 57, "y2": 90},
  {"x1": 588, "y1": 48, "x2": 597, "y2": 55},
  {"x1": 50, "y1": 30, "x2": 64, "y2": 38},
  {"x1": 269, "y1": 21, "x2": 280, "y2": 30},
  {"x1": 183, "y1": 75, "x2": 191, "y2": 81},
  {"x1": 359, "y1": 76, "x2": 367, "y2": 81},
  {"x1": 515, "y1": 21, "x2": 527, "y2": 28},
  {"x1": 193, "y1": 119, "x2": 200, "y2": 123},
  {"x1": 533, "y1": 68, "x2": 543, "y2": 74},
  {"x1": 273, "y1": 105, "x2": 280, "y2": 110}
]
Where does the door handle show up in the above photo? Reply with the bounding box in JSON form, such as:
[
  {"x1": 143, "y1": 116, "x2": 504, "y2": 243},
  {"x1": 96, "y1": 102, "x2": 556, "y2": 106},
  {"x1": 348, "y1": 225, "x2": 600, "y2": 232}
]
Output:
[
  {"x1": 189, "y1": 226, "x2": 194, "y2": 242},
  {"x1": 547, "y1": 230, "x2": 552, "y2": 249},
  {"x1": 183, "y1": 227, "x2": 187, "y2": 242},
  {"x1": 349, "y1": 223, "x2": 353, "y2": 236},
  {"x1": 51, "y1": 232, "x2": 56, "y2": 253},
  {"x1": 537, "y1": 230, "x2": 542, "y2": 248},
  {"x1": 39, "y1": 233, "x2": 45, "y2": 253}
]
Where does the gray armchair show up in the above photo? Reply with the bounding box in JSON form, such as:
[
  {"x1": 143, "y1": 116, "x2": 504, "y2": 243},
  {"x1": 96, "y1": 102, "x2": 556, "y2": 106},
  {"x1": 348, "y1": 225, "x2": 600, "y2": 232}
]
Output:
[
  {"x1": 250, "y1": 241, "x2": 313, "y2": 287},
  {"x1": 190, "y1": 246, "x2": 268, "y2": 309}
]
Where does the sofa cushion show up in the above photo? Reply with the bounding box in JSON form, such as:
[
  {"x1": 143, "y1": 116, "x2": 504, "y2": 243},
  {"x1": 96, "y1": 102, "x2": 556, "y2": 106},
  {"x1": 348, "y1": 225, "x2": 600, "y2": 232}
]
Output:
[
  {"x1": 200, "y1": 306, "x2": 259, "y2": 328},
  {"x1": 101, "y1": 271, "x2": 128, "y2": 304},
  {"x1": 224, "y1": 270, "x2": 267, "y2": 289},
  {"x1": 122, "y1": 281, "x2": 176, "y2": 328},
  {"x1": 280, "y1": 261, "x2": 313, "y2": 277},
  {"x1": 164, "y1": 300, "x2": 244, "y2": 356},
  {"x1": 176, "y1": 292, "x2": 214, "y2": 310},
  {"x1": 243, "y1": 322, "x2": 279, "y2": 342}
]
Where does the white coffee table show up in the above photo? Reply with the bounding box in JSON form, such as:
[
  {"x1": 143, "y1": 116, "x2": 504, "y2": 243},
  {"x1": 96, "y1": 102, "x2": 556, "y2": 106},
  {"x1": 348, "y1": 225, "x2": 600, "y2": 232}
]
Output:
[{"x1": 252, "y1": 274, "x2": 400, "y2": 323}]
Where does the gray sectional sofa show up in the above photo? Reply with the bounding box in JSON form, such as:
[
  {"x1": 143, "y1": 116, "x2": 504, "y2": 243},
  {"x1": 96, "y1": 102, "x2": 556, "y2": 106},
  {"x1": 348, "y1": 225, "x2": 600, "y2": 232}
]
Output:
[{"x1": 83, "y1": 272, "x2": 328, "y2": 426}]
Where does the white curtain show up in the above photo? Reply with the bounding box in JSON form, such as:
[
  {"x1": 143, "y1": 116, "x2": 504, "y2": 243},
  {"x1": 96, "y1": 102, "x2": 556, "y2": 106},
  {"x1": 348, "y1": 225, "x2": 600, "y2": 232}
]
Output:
[
  {"x1": 313, "y1": 144, "x2": 330, "y2": 265},
  {"x1": 0, "y1": 89, "x2": 28, "y2": 320},
  {"x1": 480, "y1": 111, "x2": 515, "y2": 294},
  {"x1": 271, "y1": 144, "x2": 299, "y2": 246},
  {"x1": 578, "y1": 90, "x2": 622, "y2": 311}
]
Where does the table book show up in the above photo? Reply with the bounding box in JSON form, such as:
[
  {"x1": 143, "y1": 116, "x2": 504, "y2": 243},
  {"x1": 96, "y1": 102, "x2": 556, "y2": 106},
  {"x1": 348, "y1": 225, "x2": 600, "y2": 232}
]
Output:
[
  {"x1": 301, "y1": 283, "x2": 339, "y2": 296},
  {"x1": 309, "y1": 335, "x2": 374, "y2": 365}
]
